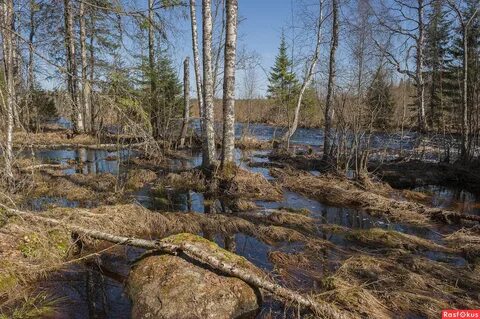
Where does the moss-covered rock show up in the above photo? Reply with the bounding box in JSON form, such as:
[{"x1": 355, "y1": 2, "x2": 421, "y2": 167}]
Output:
[{"x1": 128, "y1": 234, "x2": 261, "y2": 319}]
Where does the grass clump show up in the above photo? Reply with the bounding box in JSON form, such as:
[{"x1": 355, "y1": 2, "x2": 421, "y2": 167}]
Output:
[
  {"x1": 318, "y1": 252, "x2": 480, "y2": 318},
  {"x1": 346, "y1": 228, "x2": 455, "y2": 253}
]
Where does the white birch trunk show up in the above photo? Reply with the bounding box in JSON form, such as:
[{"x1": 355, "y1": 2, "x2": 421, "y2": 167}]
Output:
[
  {"x1": 1, "y1": 0, "x2": 15, "y2": 180},
  {"x1": 221, "y1": 0, "x2": 238, "y2": 165},
  {"x1": 416, "y1": 0, "x2": 426, "y2": 132},
  {"x1": 202, "y1": 0, "x2": 217, "y2": 167},
  {"x1": 79, "y1": 0, "x2": 91, "y2": 133},
  {"x1": 64, "y1": 0, "x2": 84, "y2": 133},
  {"x1": 189, "y1": 0, "x2": 204, "y2": 121},
  {"x1": 285, "y1": 0, "x2": 323, "y2": 142}
]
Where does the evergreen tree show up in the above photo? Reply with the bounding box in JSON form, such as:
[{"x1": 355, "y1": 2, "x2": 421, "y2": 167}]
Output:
[
  {"x1": 424, "y1": 0, "x2": 451, "y2": 129},
  {"x1": 267, "y1": 33, "x2": 298, "y2": 104},
  {"x1": 446, "y1": 0, "x2": 480, "y2": 134},
  {"x1": 366, "y1": 68, "x2": 395, "y2": 130}
]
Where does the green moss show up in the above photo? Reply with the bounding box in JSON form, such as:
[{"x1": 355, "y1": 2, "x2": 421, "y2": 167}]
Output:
[
  {"x1": 18, "y1": 233, "x2": 42, "y2": 258},
  {"x1": 47, "y1": 229, "x2": 69, "y2": 255},
  {"x1": 6, "y1": 292, "x2": 58, "y2": 319},
  {"x1": 163, "y1": 233, "x2": 251, "y2": 267},
  {"x1": 0, "y1": 209, "x2": 8, "y2": 228},
  {"x1": 0, "y1": 273, "x2": 18, "y2": 293}
]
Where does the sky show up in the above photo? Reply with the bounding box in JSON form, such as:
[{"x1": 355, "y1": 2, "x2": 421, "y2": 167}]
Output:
[
  {"x1": 165, "y1": 0, "x2": 297, "y2": 98},
  {"x1": 37, "y1": 0, "x2": 308, "y2": 96}
]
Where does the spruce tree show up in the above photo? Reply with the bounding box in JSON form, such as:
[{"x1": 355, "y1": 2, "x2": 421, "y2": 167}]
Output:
[
  {"x1": 267, "y1": 33, "x2": 298, "y2": 104},
  {"x1": 366, "y1": 68, "x2": 395, "y2": 130},
  {"x1": 424, "y1": 0, "x2": 451, "y2": 129}
]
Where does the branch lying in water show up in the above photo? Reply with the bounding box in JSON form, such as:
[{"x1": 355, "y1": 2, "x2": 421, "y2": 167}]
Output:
[
  {"x1": 0, "y1": 203, "x2": 350, "y2": 318},
  {"x1": 17, "y1": 141, "x2": 147, "y2": 151}
]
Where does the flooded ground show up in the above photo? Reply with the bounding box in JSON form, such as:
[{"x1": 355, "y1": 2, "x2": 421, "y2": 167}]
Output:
[{"x1": 11, "y1": 121, "x2": 480, "y2": 318}]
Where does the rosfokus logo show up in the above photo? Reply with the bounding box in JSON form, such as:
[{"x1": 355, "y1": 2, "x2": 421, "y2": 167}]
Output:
[{"x1": 442, "y1": 310, "x2": 480, "y2": 318}]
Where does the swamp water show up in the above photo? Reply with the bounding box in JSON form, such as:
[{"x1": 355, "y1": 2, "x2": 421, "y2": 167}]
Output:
[{"x1": 20, "y1": 126, "x2": 479, "y2": 318}]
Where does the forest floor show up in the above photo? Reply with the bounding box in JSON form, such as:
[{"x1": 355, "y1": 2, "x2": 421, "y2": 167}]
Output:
[{"x1": 1, "y1": 127, "x2": 480, "y2": 318}]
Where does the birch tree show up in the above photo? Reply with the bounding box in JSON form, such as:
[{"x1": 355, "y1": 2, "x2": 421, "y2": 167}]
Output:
[
  {"x1": 1, "y1": 0, "x2": 15, "y2": 180},
  {"x1": 79, "y1": 0, "x2": 91, "y2": 132},
  {"x1": 323, "y1": 0, "x2": 339, "y2": 160},
  {"x1": 284, "y1": 0, "x2": 323, "y2": 142},
  {"x1": 189, "y1": 0, "x2": 204, "y2": 122},
  {"x1": 221, "y1": 0, "x2": 238, "y2": 166},
  {"x1": 27, "y1": 0, "x2": 37, "y2": 130},
  {"x1": 377, "y1": 0, "x2": 427, "y2": 131},
  {"x1": 64, "y1": 0, "x2": 83, "y2": 133},
  {"x1": 202, "y1": 0, "x2": 216, "y2": 167}
]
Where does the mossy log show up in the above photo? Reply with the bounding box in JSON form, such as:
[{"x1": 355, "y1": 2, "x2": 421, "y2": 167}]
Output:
[{"x1": 0, "y1": 204, "x2": 349, "y2": 318}]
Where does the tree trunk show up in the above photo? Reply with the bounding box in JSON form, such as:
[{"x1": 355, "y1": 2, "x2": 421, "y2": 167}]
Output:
[
  {"x1": 461, "y1": 27, "x2": 470, "y2": 161},
  {"x1": 1, "y1": 0, "x2": 15, "y2": 181},
  {"x1": 221, "y1": 0, "x2": 238, "y2": 166},
  {"x1": 416, "y1": 0, "x2": 426, "y2": 132},
  {"x1": 28, "y1": 0, "x2": 37, "y2": 131},
  {"x1": 323, "y1": 0, "x2": 339, "y2": 161},
  {"x1": 285, "y1": 0, "x2": 323, "y2": 142},
  {"x1": 189, "y1": 0, "x2": 204, "y2": 122},
  {"x1": 179, "y1": 57, "x2": 191, "y2": 148},
  {"x1": 64, "y1": 0, "x2": 84, "y2": 133},
  {"x1": 89, "y1": 16, "x2": 96, "y2": 132},
  {"x1": 80, "y1": 0, "x2": 91, "y2": 133},
  {"x1": 148, "y1": 0, "x2": 157, "y2": 139},
  {"x1": 202, "y1": 0, "x2": 217, "y2": 167}
]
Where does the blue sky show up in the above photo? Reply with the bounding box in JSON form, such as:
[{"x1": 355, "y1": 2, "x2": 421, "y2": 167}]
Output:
[{"x1": 165, "y1": 0, "x2": 296, "y2": 98}]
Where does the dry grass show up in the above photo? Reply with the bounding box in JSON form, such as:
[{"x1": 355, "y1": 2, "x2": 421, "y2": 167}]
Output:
[
  {"x1": 444, "y1": 227, "x2": 480, "y2": 263},
  {"x1": 219, "y1": 167, "x2": 282, "y2": 201},
  {"x1": 346, "y1": 228, "x2": 455, "y2": 253},
  {"x1": 237, "y1": 210, "x2": 318, "y2": 235},
  {"x1": 236, "y1": 136, "x2": 271, "y2": 150},
  {"x1": 319, "y1": 251, "x2": 480, "y2": 318},
  {"x1": 124, "y1": 169, "x2": 157, "y2": 190},
  {"x1": 272, "y1": 167, "x2": 454, "y2": 226},
  {"x1": 14, "y1": 130, "x2": 98, "y2": 147},
  {"x1": 29, "y1": 171, "x2": 118, "y2": 204},
  {"x1": 0, "y1": 207, "x2": 71, "y2": 317}
]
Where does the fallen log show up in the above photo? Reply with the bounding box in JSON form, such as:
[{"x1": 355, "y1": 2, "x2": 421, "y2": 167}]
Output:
[
  {"x1": 0, "y1": 204, "x2": 349, "y2": 318},
  {"x1": 15, "y1": 142, "x2": 147, "y2": 151},
  {"x1": 19, "y1": 163, "x2": 67, "y2": 171}
]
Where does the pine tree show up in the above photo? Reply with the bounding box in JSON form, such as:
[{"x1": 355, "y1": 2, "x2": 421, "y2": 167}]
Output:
[
  {"x1": 366, "y1": 68, "x2": 395, "y2": 130},
  {"x1": 267, "y1": 33, "x2": 298, "y2": 104}
]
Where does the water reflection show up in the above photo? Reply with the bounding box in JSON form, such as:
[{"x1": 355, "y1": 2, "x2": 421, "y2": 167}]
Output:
[
  {"x1": 415, "y1": 185, "x2": 480, "y2": 216},
  {"x1": 27, "y1": 148, "x2": 133, "y2": 175}
]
